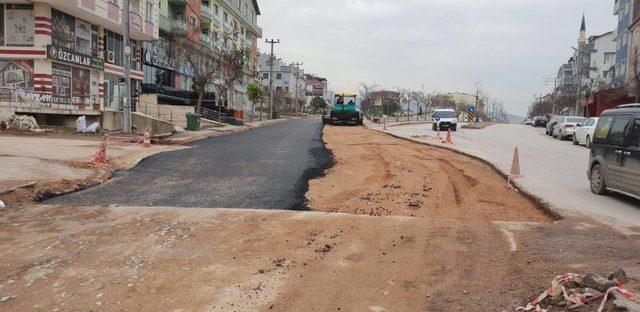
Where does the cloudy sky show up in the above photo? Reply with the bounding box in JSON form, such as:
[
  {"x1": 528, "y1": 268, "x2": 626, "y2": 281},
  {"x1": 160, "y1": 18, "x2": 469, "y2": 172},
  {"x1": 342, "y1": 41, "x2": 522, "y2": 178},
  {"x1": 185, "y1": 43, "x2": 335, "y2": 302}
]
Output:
[{"x1": 257, "y1": 0, "x2": 616, "y2": 116}]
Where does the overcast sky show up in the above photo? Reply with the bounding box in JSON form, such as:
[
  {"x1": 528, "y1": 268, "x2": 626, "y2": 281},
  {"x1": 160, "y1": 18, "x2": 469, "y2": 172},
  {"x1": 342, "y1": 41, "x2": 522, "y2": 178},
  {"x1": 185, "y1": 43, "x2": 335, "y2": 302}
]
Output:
[{"x1": 257, "y1": 0, "x2": 616, "y2": 116}]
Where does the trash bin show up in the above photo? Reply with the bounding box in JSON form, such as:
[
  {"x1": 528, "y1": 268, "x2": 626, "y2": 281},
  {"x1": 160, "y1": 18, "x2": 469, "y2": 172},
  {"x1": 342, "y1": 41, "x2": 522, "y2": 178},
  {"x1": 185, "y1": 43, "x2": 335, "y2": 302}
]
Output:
[
  {"x1": 272, "y1": 111, "x2": 279, "y2": 119},
  {"x1": 186, "y1": 113, "x2": 201, "y2": 131}
]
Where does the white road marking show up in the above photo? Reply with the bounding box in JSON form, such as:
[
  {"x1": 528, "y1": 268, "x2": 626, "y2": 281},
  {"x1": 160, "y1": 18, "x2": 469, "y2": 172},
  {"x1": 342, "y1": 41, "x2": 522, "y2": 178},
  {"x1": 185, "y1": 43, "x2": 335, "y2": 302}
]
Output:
[{"x1": 500, "y1": 228, "x2": 517, "y2": 252}]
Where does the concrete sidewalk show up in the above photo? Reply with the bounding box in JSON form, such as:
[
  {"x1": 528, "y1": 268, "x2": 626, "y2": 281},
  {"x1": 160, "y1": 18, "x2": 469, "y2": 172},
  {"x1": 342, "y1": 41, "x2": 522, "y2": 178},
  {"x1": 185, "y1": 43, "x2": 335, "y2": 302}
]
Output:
[
  {"x1": 0, "y1": 135, "x2": 184, "y2": 205},
  {"x1": 367, "y1": 121, "x2": 640, "y2": 233}
]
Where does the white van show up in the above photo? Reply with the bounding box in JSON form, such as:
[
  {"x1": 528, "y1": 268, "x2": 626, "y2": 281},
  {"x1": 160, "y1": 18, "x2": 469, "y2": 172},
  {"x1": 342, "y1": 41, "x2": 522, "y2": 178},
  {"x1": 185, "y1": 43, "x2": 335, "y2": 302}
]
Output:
[{"x1": 432, "y1": 108, "x2": 458, "y2": 131}]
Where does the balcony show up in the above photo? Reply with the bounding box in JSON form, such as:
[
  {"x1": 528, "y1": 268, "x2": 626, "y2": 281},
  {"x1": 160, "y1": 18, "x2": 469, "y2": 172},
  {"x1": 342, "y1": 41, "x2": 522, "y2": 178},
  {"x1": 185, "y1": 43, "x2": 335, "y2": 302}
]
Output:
[
  {"x1": 168, "y1": 0, "x2": 188, "y2": 6},
  {"x1": 200, "y1": 4, "x2": 213, "y2": 23},
  {"x1": 201, "y1": 34, "x2": 212, "y2": 48},
  {"x1": 170, "y1": 20, "x2": 187, "y2": 36}
]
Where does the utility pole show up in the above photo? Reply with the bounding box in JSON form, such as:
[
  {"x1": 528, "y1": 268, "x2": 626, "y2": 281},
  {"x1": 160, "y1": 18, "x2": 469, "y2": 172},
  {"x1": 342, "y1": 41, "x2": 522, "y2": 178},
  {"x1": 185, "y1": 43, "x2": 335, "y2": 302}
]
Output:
[
  {"x1": 265, "y1": 39, "x2": 280, "y2": 119},
  {"x1": 122, "y1": 0, "x2": 132, "y2": 133},
  {"x1": 291, "y1": 62, "x2": 303, "y2": 113},
  {"x1": 575, "y1": 52, "x2": 583, "y2": 116}
]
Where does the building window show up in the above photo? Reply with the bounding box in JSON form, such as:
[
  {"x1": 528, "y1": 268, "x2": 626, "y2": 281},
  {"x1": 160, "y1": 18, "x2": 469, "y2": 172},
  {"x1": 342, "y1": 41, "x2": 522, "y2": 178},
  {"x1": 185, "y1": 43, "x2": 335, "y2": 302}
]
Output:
[
  {"x1": 224, "y1": 12, "x2": 228, "y2": 23},
  {"x1": 104, "y1": 73, "x2": 123, "y2": 110},
  {"x1": 0, "y1": 60, "x2": 34, "y2": 90},
  {"x1": 104, "y1": 30, "x2": 123, "y2": 66},
  {"x1": 109, "y1": 0, "x2": 119, "y2": 5},
  {"x1": 190, "y1": 16, "x2": 196, "y2": 29},
  {"x1": 276, "y1": 73, "x2": 282, "y2": 80},
  {"x1": 245, "y1": 4, "x2": 248, "y2": 16},
  {"x1": 146, "y1": 1, "x2": 153, "y2": 21},
  {"x1": 213, "y1": 4, "x2": 218, "y2": 15},
  {"x1": 3, "y1": 4, "x2": 35, "y2": 47},
  {"x1": 604, "y1": 52, "x2": 615, "y2": 64},
  {"x1": 262, "y1": 73, "x2": 269, "y2": 79},
  {"x1": 238, "y1": 0, "x2": 241, "y2": 10}
]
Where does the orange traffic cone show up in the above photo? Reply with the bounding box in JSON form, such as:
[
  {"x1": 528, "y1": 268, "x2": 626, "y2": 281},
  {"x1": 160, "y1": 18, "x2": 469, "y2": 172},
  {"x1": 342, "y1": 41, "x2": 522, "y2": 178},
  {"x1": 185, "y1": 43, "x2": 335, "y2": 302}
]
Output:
[
  {"x1": 443, "y1": 129, "x2": 454, "y2": 144},
  {"x1": 433, "y1": 126, "x2": 443, "y2": 141},
  {"x1": 90, "y1": 142, "x2": 107, "y2": 166},
  {"x1": 143, "y1": 127, "x2": 152, "y2": 148},
  {"x1": 507, "y1": 147, "x2": 523, "y2": 188}
]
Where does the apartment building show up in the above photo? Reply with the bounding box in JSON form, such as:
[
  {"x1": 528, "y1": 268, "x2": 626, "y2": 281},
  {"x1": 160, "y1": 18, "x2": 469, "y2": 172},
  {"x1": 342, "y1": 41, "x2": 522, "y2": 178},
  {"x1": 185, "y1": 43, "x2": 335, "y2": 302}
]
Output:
[
  {"x1": 0, "y1": 0, "x2": 159, "y2": 128},
  {"x1": 614, "y1": 0, "x2": 633, "y2": 86},
  {"x1": 141, "y1": 0, "x2": 261, "y2": 114},
  {"x1": 257, "y1": 53, "x2": 306, "y2": 105}
]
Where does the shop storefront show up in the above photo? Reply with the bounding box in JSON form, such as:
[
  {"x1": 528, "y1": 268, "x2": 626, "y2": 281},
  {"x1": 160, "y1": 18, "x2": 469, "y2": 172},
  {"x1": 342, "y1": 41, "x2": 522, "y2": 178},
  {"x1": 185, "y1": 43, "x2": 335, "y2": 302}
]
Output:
[{"x1": 47, "y1": 9, "x2": 104, "y2": 110}]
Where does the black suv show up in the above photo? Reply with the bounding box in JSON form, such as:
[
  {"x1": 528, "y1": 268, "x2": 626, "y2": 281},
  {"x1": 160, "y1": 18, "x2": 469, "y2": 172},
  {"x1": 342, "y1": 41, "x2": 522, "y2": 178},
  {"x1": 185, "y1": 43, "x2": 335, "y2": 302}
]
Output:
[{"x1": 588, "y1": 105, "x2": 640, "y2": 198}]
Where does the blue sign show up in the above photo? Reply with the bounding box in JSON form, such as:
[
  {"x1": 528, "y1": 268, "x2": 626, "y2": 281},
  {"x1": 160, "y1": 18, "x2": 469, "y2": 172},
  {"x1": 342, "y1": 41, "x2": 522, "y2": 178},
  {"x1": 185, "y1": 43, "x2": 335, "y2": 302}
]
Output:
[
  {"x1": 435, "y1": 114, "x2": 441, "y2": 122},
  {"x1": 468, "y1": 105, "x2": 475, "y2": 113}
]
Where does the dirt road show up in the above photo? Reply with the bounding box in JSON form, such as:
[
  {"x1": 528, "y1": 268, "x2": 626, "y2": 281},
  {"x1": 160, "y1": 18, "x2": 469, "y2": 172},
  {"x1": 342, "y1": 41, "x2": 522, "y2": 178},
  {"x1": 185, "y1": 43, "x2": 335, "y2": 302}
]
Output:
[
  {"x1": 1, "y1": 125, "x2": 639, "y2": 311},
  {"x1": 308, "y1": 126, "x2": 551, "y2": 222}
]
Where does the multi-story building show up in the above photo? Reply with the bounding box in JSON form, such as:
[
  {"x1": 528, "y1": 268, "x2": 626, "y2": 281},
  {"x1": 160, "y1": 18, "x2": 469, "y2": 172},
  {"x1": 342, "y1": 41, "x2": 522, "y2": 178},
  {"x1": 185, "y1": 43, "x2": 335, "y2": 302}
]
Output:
[
  {"x1": 0, "y1": 0, "x2": 159, "y2": 128},
  {"x1": 626, "y1": 0, "x2": 640, "y2": 90},
  {"x1": 304, "y1": 74, "x2": 330, "y2": 106},
  {"x1": 614, "y1": 0, "x2": 633, "y2": 86},
  {"x1": 141, "y1": 0, "x2": 261, "y2": 115},
  {"x1": 257, "y1": 53, "x2": 306, "y2": 106},
  {"x1": 557, "y1": 60, "x2": 574, "y2": 89}
]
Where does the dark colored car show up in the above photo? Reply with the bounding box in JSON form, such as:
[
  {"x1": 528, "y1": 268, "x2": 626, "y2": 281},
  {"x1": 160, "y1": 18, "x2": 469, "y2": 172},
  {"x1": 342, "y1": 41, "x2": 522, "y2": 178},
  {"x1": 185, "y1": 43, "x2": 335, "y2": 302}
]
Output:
[
  {"x1": 588, "y1": 104, "x2": 640, "y2": 199},
  {"x1": 534, "y1": 115, "x2": 549, "y2": 127}
]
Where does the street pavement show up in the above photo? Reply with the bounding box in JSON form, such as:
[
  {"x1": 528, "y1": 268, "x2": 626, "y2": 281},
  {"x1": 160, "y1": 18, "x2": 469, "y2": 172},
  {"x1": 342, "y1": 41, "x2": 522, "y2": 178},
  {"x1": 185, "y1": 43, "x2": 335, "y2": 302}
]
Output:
[
  {"x1": 371, "y1": 122, "x2": 640, "y2": 232},
  {"x1": 47, "y1": 119, "x2": 330, "y2": 210}
]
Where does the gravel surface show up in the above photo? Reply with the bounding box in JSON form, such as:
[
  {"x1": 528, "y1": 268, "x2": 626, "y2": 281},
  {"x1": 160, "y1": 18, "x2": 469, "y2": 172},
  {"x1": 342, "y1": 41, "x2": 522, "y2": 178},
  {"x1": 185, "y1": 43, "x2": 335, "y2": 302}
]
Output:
[{"x1": 46, "y1": 119, "x2": 331, "y2": 210}]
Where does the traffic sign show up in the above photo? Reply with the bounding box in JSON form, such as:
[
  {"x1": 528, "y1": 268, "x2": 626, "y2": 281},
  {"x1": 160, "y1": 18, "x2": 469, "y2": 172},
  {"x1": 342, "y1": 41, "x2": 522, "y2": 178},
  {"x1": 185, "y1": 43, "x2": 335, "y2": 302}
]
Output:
[
  {"x1": 468, "y1": 105, "x2": 475, "y2": 113},
  {"x1": 435, "y1": 114, "x2": 441, "y2": 122}
]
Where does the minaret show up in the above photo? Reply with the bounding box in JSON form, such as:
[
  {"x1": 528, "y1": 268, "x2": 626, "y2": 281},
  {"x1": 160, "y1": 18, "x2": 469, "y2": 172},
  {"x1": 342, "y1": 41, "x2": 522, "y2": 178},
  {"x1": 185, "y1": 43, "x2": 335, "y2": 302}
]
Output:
[{"x1": 579, "y1": 14, "x2": 586, "y2": 45}]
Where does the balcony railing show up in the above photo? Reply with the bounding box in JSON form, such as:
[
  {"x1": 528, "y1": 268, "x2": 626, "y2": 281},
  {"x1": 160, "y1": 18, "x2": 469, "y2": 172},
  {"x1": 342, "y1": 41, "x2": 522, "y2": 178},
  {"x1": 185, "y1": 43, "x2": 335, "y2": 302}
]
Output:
[
  {"x1": 170, "y1": 20, "x2": 187, "y2": 35},
  {"x1": 200, "y1": 4, "x2": 213, "y2": 22}
]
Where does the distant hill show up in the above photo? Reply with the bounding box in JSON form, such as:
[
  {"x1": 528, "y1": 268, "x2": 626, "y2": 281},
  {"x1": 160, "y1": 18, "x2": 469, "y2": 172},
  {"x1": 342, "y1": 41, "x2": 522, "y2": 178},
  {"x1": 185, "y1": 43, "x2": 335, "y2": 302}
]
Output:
[{"x1": 503, "y1": 114, "x2": 525, "y2": 124}]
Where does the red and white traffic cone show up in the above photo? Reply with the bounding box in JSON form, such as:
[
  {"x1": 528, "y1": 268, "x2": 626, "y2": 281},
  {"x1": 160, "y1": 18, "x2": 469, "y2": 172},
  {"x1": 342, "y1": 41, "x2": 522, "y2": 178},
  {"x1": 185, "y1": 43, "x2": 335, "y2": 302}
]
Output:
[
  {"x1": 443, "y1": 129, "x2": 454, "y2": 144},
  {"x1": 433, "y1": 125, "x2": 443, "y2": 140},
  {"x1": 143, "y1": 127, "x2": 152, "y2": 148},
  {"x1": 507, "y1": 147, "x2": 524, "y2": 188}
]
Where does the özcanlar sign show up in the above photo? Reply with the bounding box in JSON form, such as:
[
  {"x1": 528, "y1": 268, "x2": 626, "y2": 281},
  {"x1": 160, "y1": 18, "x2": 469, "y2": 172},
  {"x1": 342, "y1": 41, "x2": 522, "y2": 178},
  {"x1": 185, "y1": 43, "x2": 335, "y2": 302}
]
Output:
[{"x1": 47, "y1": 45, "x2": 104, "y2": 70}]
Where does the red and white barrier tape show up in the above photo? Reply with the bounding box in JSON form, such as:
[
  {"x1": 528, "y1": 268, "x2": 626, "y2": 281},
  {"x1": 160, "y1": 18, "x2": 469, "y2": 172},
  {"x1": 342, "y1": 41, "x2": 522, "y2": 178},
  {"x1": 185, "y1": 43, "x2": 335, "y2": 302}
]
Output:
[{"x1": 516, "y1": 273, "x2": 638, "y2": 312}]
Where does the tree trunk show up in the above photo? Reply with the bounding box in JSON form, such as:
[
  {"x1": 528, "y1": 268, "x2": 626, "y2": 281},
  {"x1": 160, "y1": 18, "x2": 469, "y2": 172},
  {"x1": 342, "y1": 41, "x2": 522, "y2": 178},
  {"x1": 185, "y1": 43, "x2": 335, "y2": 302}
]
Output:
[{"x1": 196, "y1": 90, "x2": 204, "y2": 116}]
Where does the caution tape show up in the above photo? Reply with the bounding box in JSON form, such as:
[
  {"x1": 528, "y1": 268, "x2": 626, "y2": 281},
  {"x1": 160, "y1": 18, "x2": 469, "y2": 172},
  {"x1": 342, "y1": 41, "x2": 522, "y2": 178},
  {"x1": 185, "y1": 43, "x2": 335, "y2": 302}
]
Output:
[{"x1": 516, "y1": 273, "x2": 639, "y2": 312}]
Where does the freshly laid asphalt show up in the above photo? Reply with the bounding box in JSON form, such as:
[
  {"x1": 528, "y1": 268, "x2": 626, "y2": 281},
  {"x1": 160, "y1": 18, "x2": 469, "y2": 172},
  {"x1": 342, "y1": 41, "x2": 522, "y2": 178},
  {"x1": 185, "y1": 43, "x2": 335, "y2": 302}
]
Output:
[{"x1": 46, "y1": 119, "x2": 332, "y2": 210}]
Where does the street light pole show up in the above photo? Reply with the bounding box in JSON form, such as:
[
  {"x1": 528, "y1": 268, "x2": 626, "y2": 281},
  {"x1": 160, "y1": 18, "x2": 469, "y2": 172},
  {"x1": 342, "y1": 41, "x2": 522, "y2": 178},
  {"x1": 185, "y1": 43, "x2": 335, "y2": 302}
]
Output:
[
  {"x1": 122, "y1": 0, "x2": 132, "y2": 133},
  {"x1": 265, "y1": 39, "x2": 280, "y2": 119}
]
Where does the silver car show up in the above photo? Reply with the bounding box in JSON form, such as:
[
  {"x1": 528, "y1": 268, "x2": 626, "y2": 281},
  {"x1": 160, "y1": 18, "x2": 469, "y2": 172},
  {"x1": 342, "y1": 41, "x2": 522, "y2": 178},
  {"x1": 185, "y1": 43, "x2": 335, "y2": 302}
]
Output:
[{"x1": 553, "y1": 116, "x2": 587, "y2": 140}]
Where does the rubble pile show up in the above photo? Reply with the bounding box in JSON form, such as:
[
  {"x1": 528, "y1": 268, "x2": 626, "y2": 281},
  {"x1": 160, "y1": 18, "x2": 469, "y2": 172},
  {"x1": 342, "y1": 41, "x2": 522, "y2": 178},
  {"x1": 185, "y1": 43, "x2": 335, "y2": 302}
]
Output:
[
  {"x1": 517, "y1": 270, "x2": 639, "y2": 312},
  {"x1": 5, "y1": 115, "x2": 40, "y2": 131}
]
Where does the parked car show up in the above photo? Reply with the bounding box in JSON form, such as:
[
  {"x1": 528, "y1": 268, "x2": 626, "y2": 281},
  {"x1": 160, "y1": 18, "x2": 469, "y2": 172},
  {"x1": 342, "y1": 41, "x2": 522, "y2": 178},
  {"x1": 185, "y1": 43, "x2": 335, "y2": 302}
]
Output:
[
  {"x1": 432, "y1": 108, "x2": 458, "y2": 131},
  {"x1": 546, "y1": 116, "x2": 561, "y2": 135},
  {"x1": 588, "y1": 104, "x2": 640, "y2": 198},
  {"x1": 524, "y1": 118, "x2": 534, "y2": 126},
  {"x1": 553, "y1": 116, "x2": 586, "y2": 140},
  {"x1": 573, "y1": 117, "x2": 599, "y2": 147},
  {"x1": 534, "y1": 115, "x2": 549, "y2": 127}
]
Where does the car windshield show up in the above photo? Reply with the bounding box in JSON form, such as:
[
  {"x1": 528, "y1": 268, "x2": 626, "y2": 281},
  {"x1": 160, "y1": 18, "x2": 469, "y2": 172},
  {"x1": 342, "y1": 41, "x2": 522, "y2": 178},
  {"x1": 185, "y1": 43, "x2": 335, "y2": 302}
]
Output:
[
  {"x1": 435, "y1": 111, "x2": 455, "y2": 118},
  {"x1": 567, "y1": 117, "x2": 586, "y2": 123}
]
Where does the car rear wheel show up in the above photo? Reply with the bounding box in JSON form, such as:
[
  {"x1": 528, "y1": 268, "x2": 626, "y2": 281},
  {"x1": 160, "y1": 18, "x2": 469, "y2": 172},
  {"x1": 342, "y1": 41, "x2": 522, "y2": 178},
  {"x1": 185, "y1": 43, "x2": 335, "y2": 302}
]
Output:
[
  {"x1": 590, "y1": 164, "x2": 607, "y2": 195},
  {"x1": 585, "y1": 135, "x2": 591, "y2": 148}
]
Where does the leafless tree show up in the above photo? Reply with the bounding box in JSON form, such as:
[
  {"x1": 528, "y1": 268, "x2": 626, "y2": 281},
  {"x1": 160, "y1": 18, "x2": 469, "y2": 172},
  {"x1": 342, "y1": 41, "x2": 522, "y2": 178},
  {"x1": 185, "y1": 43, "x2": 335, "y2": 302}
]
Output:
[
  {"x1": 358, "y1": 82, "x2": 381, "y2": 114},
  {"x1": 171, "y1": 36, "x2": 222, "y2": 114},
  {"x1": 628, "y1": 46, "x2": 640, "y2": 101}
]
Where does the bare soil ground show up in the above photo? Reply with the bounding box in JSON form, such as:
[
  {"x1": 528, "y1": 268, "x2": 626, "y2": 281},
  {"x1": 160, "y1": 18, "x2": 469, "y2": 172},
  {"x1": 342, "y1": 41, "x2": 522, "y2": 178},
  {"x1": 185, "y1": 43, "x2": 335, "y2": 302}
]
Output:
[
  {"x1": 308, "y1": 126, "x2": 550, "y2": 222},
  {"x1": 0, "y1": 125, "x2": 639, "y2": 311}
]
